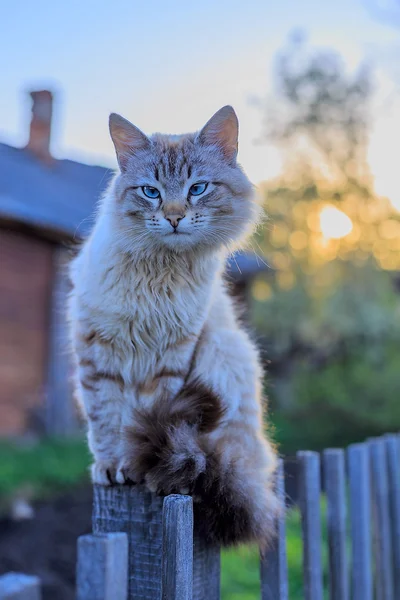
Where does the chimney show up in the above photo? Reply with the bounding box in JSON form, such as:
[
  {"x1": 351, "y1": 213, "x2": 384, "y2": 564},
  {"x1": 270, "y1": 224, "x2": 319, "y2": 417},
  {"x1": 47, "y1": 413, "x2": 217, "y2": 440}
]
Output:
[{"x1": 26, "y1": 90, "x2": 53, "y2": 163}]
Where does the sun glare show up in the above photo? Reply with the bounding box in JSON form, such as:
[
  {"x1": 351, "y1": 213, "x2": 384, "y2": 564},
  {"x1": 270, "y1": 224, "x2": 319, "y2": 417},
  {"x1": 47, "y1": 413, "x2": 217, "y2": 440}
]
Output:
[{"x1": 320, "y1": 206, "x2": 353, "y2": 239}]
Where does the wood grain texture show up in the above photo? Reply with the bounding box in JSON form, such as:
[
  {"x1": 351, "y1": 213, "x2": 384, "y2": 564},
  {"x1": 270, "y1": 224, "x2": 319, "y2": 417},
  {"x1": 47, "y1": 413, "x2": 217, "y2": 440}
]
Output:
[
  {"x1": 260, "y1": 459, "x2": 288, "y2": 600},
  {"x1": 76, "y1": 532, "x2": 128, "y2": 600},
  {"x1": 0, "y1": 573, "x2": 41, "y2": 600},
  {"x1": 93, "y1": 485, "x2": 221, "y2": 600},
  {"x1": 323, "y1": 449, "x2": 349, "y2": 600},
  {"x1": 93, "y1": 485, "x2": 164, "y2": 600},
  {"x1": 368, "y1": 438, "x2": 394, "y2": 600},
  {"x1": 192, "y1": 533, "x2": 220, "y2": 600},
  {"x1": 384, "y1": 434, "x2": 400, "y2": 599},
  {"x1": 347, "y1": 443, "x2": 373, "y2": 600},
  {"x1": 297, "y1": 451, "x2": 323, "y2": 600},
  {"x1": 162, "y1": 495, "x2": 193, "y2": 600}
]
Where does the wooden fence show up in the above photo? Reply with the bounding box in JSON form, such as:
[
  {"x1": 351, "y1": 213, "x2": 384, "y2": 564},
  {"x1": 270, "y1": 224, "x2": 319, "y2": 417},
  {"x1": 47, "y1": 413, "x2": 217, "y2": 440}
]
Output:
[{"x1": 0, "y1": 433, "x2": 399, "y2": 600}]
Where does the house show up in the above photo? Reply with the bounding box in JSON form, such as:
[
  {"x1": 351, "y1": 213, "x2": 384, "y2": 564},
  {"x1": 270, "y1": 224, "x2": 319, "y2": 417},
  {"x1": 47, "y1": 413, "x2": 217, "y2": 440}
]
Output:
[{"x1": 0, "y1": 90, "x2": 268, "y2": 438}]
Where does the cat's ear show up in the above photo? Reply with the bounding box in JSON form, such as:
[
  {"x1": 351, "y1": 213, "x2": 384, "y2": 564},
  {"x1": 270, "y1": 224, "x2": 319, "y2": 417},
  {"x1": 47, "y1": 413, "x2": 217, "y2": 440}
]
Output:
[
  {"x1": 109, "y1": 113, "x2": 150, "y2": 172},
  {"x1": 197, "y1": 106, "x2": 238, "y2": 163}
]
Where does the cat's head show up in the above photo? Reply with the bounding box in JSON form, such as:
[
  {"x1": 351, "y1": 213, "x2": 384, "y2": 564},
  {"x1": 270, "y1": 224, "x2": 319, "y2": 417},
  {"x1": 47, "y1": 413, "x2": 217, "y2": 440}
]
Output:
[{"x1": 108, "y1": 106, "x2": 258, "y2": 254}]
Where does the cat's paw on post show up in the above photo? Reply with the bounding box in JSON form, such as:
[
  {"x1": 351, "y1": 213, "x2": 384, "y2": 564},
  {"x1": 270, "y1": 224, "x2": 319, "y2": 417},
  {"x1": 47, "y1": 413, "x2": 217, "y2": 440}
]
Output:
[
  {"x1": 91, "y1": 461, "x2": 118, "y2": 486},
  {"x1": 115, "y1": 463, "x2": 140, "y2": 485}
]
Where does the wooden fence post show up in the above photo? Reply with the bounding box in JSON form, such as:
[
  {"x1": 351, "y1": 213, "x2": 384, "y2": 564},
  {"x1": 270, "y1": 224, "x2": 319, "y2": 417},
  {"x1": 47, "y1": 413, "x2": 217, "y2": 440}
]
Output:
[
  {"x1": 368, "y1": 438, "x2": 394, "y2": 600},
  {"x1": 162, "y1": 495, "x2": 193, "y2": 600},
  {"x1": 76, "y1": 532, "x2": 128, "y2": 600},
  {"x1": 323, "y1": 449, "x2": 349, "y2": 600},
  {"x1": 347, "y1": 442, "x2": 373, "y2": 600},
  {"x1": 260, "y1": 459, "x2": 288, "y2": 600},
  {"x1": 297, "y1": 451, "x2": 323, "y2": 600},
  {"x1": 0, "y1": 573, "x2": 41, "y2": 600},
  {"x1": 92, "y1": 485, "x2": 220, "y2": 600},
  {"x1": 384, "y1": 434, "x2": 400, "y2": 599}
]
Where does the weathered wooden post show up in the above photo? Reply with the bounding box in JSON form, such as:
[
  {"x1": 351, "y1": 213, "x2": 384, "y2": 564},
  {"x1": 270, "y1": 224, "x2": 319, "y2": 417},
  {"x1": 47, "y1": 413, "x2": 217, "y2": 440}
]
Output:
[
  {"x1": 162, "y1": 495, "x2": 193, "y2": 600},
  {"x1": 0, "y1": 573, "x2": 41, "y2": 600},
  {"x1": 297, "y1": 451, "x2": 324, "y2": 600},
  {"x1": 92, "y1": 485, "x2": 220, "y2": 600},
  {"x1": 384, "y1": 434, "x2": 400, "y2": 599},
  {"x1": 76, "y1": 532, "x2": 128, "y2": 600},
  {"x1": 347, "y1": 442, "x2": 373, "y2": 600},
  {"x1": 260, "y1": 459, "x2": 288, "y2": 600},
  {"x1": 323, "y1": 448, "x2": 349, "y2": 600},
  {"x1": 368, "y1": 438, "x2": 395, "y2": 600}
]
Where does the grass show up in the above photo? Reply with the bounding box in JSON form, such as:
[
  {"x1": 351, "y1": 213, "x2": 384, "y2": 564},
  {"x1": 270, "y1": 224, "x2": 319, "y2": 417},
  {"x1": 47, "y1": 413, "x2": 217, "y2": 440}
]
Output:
[
  {"x1": 0, "y1": 437, "x2": 90, "y2": 500},
  {"x1": 222, "y1": 507, "x2": 309, "y2": 600},
  {"x1": 0, "y1": 437, "x2": 329, "y2": 598}
]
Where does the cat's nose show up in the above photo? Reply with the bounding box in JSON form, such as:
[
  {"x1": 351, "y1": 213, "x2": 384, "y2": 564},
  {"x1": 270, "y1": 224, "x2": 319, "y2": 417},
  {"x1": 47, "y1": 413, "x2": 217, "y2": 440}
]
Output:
[{"x1": 165, "y1": 214, "x2": 184, "y2": 229}]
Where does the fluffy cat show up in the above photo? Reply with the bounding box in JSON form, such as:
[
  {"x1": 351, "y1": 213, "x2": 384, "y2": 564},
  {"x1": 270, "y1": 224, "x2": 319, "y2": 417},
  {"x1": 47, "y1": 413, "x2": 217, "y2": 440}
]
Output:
[{"x1": 69, "y1": 106, "x2": 280, "y2": 547}]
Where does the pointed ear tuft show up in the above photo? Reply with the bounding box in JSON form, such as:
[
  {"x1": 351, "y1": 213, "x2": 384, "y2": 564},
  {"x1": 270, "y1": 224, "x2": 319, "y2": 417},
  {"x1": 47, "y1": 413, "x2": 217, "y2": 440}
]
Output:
[
  {"x1": 197, "y1": 106, "x2": 239, "y2": 163},
  {"x1": 109, "y1": 113, "x2": 150, "y2": 172}
]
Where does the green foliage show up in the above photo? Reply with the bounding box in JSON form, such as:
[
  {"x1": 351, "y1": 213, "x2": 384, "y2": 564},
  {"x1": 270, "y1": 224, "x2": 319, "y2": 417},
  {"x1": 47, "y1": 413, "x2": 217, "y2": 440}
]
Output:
[
  {"x1": 251, "y1": 35, "x2": 400, "y2": 454},
  {"x1": 254, "y1": 262, "x2": 400, "y2": 454},
  {"x1": 0, "y1": 437, "x2": 90, "y2": 499}
]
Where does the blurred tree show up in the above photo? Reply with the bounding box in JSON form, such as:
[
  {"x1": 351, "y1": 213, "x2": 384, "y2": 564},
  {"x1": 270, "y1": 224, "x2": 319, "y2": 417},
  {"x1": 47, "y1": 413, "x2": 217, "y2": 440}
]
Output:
[
  {"x1": 253, "y1": 35, "x2": 400, "y2": 454},
  {"x1": 259, "y1": 33, "x2": 399, "y2": 282}
]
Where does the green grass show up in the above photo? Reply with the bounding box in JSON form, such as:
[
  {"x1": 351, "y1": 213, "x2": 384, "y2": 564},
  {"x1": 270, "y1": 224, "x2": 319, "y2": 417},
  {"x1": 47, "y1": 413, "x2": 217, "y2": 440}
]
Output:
[
  {"x1": 0, "y1": 437, "x2": 90, "y2": 499},
  {"x1": 222, "y1": 500, "x2": 329, "y2": 600},
  {"x1": 222, "y1": 508, "x2": 303, "y2": 600},
  {"x1": 0, "y1": 438, "x2": 329, "y2": 598}
]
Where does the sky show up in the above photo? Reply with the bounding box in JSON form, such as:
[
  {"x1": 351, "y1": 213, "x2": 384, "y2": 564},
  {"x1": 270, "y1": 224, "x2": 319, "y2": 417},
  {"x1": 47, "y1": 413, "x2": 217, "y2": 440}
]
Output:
[{"x1": 1, "y1": 0, "x2": 399, "y2": 207}]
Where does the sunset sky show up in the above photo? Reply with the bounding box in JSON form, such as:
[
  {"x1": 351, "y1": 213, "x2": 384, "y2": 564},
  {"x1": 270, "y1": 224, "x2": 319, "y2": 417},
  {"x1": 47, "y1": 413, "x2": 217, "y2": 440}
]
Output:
[{"x1": 1, "y1": 0, "x2": 399, "y2": 208}]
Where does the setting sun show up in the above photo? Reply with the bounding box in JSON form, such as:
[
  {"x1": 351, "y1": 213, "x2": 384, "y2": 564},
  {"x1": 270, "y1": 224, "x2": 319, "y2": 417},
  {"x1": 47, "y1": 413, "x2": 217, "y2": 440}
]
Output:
[{"x1": 320, "y1": 206, "x2": 353, "y2": 239}]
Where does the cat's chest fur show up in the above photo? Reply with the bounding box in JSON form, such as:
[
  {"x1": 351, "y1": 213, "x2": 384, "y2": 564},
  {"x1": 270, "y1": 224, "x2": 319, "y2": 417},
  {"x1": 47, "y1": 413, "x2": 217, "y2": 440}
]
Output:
[{"x1": 72, "y1": 243, "x2": 219, "y2": 384}]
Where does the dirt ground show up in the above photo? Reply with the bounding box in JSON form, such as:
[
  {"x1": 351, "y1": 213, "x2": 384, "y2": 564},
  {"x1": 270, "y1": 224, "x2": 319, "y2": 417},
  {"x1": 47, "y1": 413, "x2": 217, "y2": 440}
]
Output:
[{"x1": 0, "y1": 487, "x2": 92, "y2": 600}]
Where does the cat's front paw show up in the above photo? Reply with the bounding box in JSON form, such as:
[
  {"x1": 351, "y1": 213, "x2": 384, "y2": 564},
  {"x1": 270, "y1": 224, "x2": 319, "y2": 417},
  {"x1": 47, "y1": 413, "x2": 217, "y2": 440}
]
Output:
[
  {"x1": 91, "y1": 460, "x2": 119, "y2": 486},
  {"x1": 115, "y1": 462, "x2": 140, "y2": 485}
]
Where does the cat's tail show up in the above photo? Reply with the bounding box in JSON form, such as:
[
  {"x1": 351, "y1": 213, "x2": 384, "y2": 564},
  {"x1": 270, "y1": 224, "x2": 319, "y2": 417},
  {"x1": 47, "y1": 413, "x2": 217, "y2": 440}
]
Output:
[
  {"x1": 124, "y1": 380, "x2": 280, "y2": 548},
  {"x1": 192, "y1": 441, "x2": 280, "y2": 548},
  {"x1": 124, "y1": 379, "x2": 225, "y2": 495}
]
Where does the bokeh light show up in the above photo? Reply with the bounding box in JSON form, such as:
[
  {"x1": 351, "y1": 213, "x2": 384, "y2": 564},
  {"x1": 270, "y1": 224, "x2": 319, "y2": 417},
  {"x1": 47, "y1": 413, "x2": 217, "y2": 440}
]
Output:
[{"x1": 320, "y1": 206, "x2": 353, "y2": 239}]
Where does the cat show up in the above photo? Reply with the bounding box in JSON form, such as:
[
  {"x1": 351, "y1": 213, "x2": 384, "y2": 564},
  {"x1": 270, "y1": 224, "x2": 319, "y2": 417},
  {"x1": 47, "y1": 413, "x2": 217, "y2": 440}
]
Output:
[{"x1": 68, "y1": 106, "x2": 280, "y2": 547}]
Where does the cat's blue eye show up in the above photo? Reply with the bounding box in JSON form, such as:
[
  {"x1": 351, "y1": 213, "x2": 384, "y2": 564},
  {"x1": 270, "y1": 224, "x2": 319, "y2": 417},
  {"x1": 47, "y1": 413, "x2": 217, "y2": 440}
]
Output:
[
  {"x1": 142, "y1": 186, "x2": 160, "y2": 199},
  {"x1": 189, "y1": 182, "x2": 208, "y2": 196}
]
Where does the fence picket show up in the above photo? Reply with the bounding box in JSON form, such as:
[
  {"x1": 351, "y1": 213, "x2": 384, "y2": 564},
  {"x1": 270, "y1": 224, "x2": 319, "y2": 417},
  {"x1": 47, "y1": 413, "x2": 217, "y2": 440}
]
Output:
[
  {"x1": 384, "y1": 434, "x2": 400, "y2": 598},
  {"x1": 93, "y1": 485, "x2": 164, "y2": 600},
  {"x1": 323, "y1": 449, "x2": 349, "y2": 600},
  {"x1": 76, "y1": 532, "x2": 128, "y2": 600},
  {"x1": 368, "y1": 438, "x2": 394, "y2": 600},
  {"x1": 297, "y1": 451, "x2": 323, "y2": 600},
  {"x1": 347, "y1": 443, "x2": 373, "y2": 600},
  {"x1": 0, "y1": 573, "x2": 41, "y2": 600},
  {"x1": 8, "y1": 432, "x2": 399, "y2": 599},
  {"x1": 93, "y1": 485, "x2": 220, "y2": 600},
  {"x1": 260, "y1": 459, "x2": 288, "y2": 600},
  {"x1": 162, "y1": 495, "x2": 193, "y2": 600}
]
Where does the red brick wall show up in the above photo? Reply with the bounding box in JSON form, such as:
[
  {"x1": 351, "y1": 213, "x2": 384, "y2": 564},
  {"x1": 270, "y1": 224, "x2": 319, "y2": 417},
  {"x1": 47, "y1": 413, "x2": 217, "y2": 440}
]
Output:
[{"x1": 0, "y1": 228, "x2": 54, "y2": 435}]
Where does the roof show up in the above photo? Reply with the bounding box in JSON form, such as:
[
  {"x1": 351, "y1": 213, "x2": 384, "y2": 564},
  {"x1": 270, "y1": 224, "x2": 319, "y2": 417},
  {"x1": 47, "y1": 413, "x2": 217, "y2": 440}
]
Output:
[
  {"x1": 0, "y1": 142, "x2": 269, "y2": 280},
  {"x1": 0, "y1": 142, "x2": 111, "y2": 239}
]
